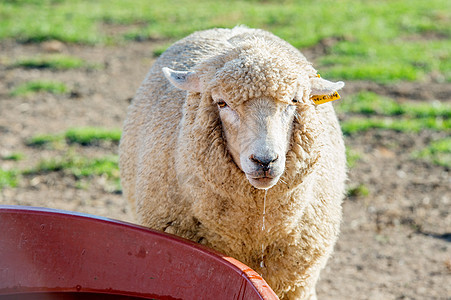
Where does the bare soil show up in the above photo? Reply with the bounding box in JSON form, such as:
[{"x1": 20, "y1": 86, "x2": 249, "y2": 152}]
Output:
[{"x1": 0, "y1": 40, "x2": 449, "y2": 300}]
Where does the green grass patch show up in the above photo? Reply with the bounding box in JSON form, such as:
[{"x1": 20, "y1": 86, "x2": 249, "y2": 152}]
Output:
[
  {"x1": 1, "y1": 152, "x2": 25, "y2": 161},
  {"x1": 24, "y1": 154, "x2": 121, "y2": 192},
  {"x1": 11, "y1": 127, "x2": 123, "y2": 192},
  {"x1": 65, "y1": 127, "x2": 122, "y2": 145},
  {"x1": 26, "y1": 133, "x2": 64, "y2": 147},
  {"x1": 320, "y1": 39, "x2": 450, "y2": 83},
  {"x1": 341, "y1": 117, "x2": 450, "y2": 135},
  {"x1": 413, "y1": 138, "x2": 451, "y2": 168},
  {"x1": 0, "y1": 0, "x2": 101, "y2": 44},
  {"x1": 152, "y1": 44, "x2": 171, "y2": 57},
  {"x1": 337, "y1": 92, "x2": 451, "y2": 118},
  {"x1": 0, "y1": 168, "x2": 19, "y2": 189},
  {"x1": 25, "y1": 154, "x2": 120, "y2": 179},
  {"x1": 401, "y1": 101, "x2": 451, "y2": 118},
  {"x1": 11, "y1": 80, "x2": 68, "y2": 96},
  {"x1": 27, "y1": 127, "x2": 121, "y2": 147},
  {"x1": 347, "y1": 183, "x2": 370, "y2": 197},
  {"x1": 346, "y1": 147, "x2": 361, "y2": 169},
  {"x1": 337, "y1": 92, "x2": 403, "y2": 116},
  {"x1": 320, "y1": 60, "x2": 422, "y2": 83},
  {"x1": 13, "y1": 54, "x2": 85, "y2": 70},
  {"x1": 338, "y1": 92, "x2": 451, "y2": 135}
]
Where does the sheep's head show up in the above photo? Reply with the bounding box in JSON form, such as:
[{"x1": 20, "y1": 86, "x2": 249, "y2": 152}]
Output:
[{"x1": 162, "y1": 48, "x2": 344, "y2": 190}]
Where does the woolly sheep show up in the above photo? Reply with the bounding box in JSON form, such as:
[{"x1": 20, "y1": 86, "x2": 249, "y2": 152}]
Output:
[{"x1": 119, "y1": 26, "x2": 346, "y2": 300}]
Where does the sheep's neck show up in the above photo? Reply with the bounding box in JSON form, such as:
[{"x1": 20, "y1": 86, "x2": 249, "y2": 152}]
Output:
[{"x1": 260, "y1": 188, "x2": 268, "y2": 269}]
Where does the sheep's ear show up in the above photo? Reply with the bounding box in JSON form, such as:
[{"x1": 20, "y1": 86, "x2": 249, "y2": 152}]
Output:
[
  {"x1": 309, "y1": 76, "x2": 344, "y2": 96},
  {"x1": 162, "y1": 67, "x2": 201, "y2": 92}
]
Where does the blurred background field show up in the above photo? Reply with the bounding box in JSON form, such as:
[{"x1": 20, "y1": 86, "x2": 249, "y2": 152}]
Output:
[
  {"x1": 1, "y1": 0, "x2": 449, "y2": 82},
  {"x1": 0, "y1": 0, "x2": 450, "y2": 299}
]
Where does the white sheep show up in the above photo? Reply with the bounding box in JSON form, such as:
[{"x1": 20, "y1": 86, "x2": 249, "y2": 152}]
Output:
[{"x1": 119, "y1": 26, "x2": 346, "y2": 300}]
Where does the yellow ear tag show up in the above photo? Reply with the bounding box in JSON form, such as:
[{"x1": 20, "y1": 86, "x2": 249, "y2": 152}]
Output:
[
  {"x1": 311, "y1": 91, "x2": 341, "y2": 105},
  {"x1": 310, "y1": 74, "x2": 341, "y2": 105}
]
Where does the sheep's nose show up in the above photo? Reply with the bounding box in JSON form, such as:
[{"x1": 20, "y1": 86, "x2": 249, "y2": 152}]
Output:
[{"x1": 249, "y1": 154, "x2": 279, "y2": 171}]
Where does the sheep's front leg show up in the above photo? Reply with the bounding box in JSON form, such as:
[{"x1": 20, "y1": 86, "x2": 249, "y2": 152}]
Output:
[
  {"x1": 281, "y1": 264, "x2": 322, "y2": 300},
  {"x1": 284, "y1": 287, "x2": 317, "y2": 300}
]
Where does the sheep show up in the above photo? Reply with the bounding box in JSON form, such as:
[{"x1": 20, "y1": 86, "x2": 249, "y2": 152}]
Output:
[{"x1": 119, "y1": 26, "x2": 346, "y2": 300}]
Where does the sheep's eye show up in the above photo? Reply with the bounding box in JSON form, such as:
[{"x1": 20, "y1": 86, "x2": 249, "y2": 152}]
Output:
[
  {"x1": 292, "y1": 98, "x2": 298, "y2": 103},
  {"x1": 217, "y1": 100, "x2": 228, "y2": 108}
]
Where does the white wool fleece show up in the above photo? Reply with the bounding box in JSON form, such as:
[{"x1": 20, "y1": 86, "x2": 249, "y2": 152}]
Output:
[{"x1": 119, "y1": 27, "x2": 346, "y2": 300}]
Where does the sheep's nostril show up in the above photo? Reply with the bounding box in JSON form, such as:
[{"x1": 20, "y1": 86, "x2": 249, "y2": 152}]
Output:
[{"x1": 249, "y1": 154, "x2": 279, "y2": 171}]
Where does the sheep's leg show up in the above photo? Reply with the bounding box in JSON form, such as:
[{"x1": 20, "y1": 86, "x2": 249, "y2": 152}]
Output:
[
  {"x1": 283, "y1": 288, "x2": 317, "y2": 300},
  {"x1": 281, "y1": 264, "x2": 322, "y2": 300}
]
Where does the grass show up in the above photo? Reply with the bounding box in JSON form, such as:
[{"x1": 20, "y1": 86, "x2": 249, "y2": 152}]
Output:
[
  {"x1": 27, "y1": 133, "x2": 64, "y2": 147},
  {"x1": 401, "y1": 101, "x2": 451, "y2": 119},
  {"x1": 320, "y1": 39, "x2": 450, "y2": 83},
  {"x1": 10, "y1": 80, "x2": 68, "y2": 96},
  {"x1": 0, "y1": 168, "x2": 19, "y2": 189},
  {"x1": 346, "y1": 147, "x2": 361, "y2": 169},
  {"x1": 23, "y1": 153, "x2": 121, "y2": 192},
  {"x1": 13, "y1": 54, "x2": 85, "y2": 70},
  {"x1": 0, "y1": 0, "x2": 101, "y2": 44},
  {"x1": 347, "y1": 183, "x2": 370, "y2": 197},
  {"x1": 27, "y1": 127, "x2": 121, "y2": 147},
  {"x1": 23, "y1": 151, "x2": 121, "y2": 191},
  {"x1": 413, "y1": 138, "x2": 451, "y2": 168},
  {"x1": 8, "y1": 127, "x2": 122, "y2": 192},
  {"x1": 341, "y1": 117, "x2": 450, "y2": 135},
  {"x1": 321, "y1": 60, "x2": 421, "y2": 83},
  {"x1": 0, "y1": 0, "x2": 449, "y2": 82},
  {"x1": 65, "y1": 127, "x2": 122, "y2": 145},
  {"x1": 1, "y1": 152, "x2": 25, "y2": 161},
  {"x1": 25, "y1": 154, "x2": 119, "y2": 179},
  {"x1": 338, "y1": 92, "x2": 451, "y2": 135},
  {"x1": 152, "y1": 44, "x2": 172, "y2": 57},
  {"x1": 336, "y1": 92, "x2": 451, "y2": 118}
]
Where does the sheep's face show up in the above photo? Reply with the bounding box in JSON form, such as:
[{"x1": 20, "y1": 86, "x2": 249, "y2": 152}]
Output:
[
  {"x1": 212, "y1": 91, "x2": 296, "y2": 189},
  {"x1": 162, "y1": 65, "x2": 344, "y2": 190}
]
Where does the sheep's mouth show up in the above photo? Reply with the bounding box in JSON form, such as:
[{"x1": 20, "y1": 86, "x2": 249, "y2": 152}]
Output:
[{"x1": 246, "y1": 174, "x2": 279, "y2": 189}]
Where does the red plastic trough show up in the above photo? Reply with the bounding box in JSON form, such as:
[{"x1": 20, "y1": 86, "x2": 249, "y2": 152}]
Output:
[{"x1": 0, "y1": 205, "x2": 278, "y2": 300}]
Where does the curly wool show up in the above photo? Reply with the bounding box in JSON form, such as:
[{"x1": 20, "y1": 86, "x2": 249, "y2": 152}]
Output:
[
  {"x1": 194, "y1": 36, "x2": 315, "y2": 106},
  {"x1": 120, "y1": 27, "x2": 346, "y2": 300}
]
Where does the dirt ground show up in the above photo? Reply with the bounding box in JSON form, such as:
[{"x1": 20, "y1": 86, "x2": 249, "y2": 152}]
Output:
[{"x1": 0, "y1": 39, "x2": 449, "y2": 300}]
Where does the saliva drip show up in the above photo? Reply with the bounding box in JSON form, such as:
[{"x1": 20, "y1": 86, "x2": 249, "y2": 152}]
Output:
[
  {"x1": 262, "y1": 188, "x2": 267, "y2": 231},
  {"x1": 260, "y1": 188, "x2": 268, "y2": 269}
]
